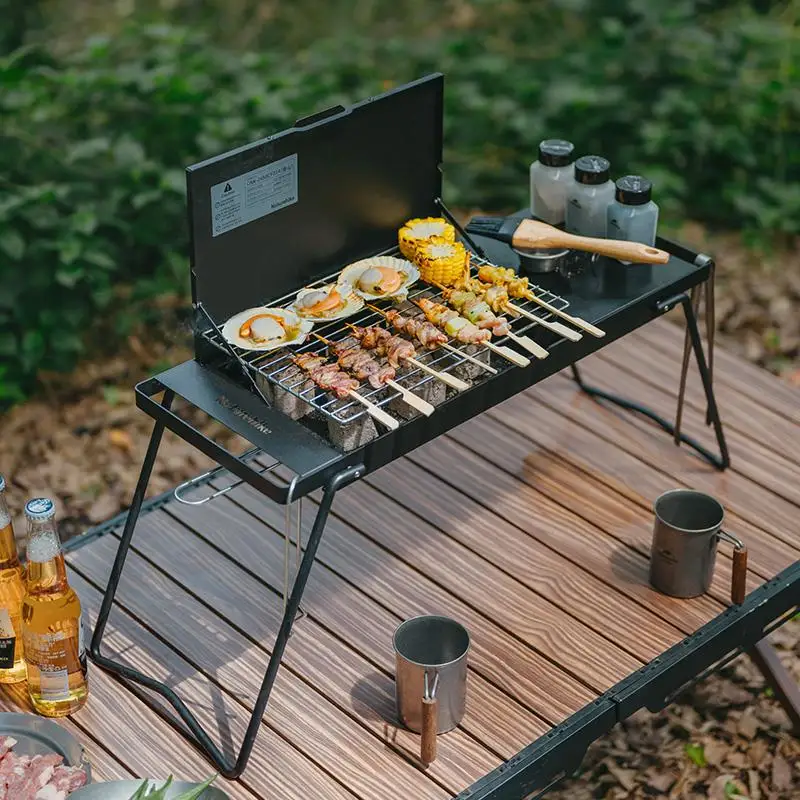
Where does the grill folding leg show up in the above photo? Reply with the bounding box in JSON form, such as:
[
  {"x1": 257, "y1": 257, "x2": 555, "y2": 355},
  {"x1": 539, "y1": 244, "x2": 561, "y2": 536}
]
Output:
[
  {"x1": 89, "y1": 390, "x2": 363, "y2": 778},
  {"x1": 749, "y1": 640, "x2": 800, "y2": 735},
  {"x1": 571, "y1": 285, "x2": 730, "y2": 471}
]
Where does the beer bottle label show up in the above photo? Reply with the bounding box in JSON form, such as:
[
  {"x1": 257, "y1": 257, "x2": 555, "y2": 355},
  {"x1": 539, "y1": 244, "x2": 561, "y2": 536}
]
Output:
[
  {"x1": 23, "y1": 628, "x2": 83, "y2": 677},
  {"x1": 0, "y1": 609, "x2": 16, "y2": 670},
  {"x1": 39, "y1": 667, "x2": 71, "y2": 702}
]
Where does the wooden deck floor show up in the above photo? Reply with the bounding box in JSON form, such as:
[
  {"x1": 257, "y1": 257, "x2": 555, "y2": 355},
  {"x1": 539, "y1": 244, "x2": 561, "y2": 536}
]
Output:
[{"x1": 3, "y1": 317, "x2": 799, "y2": 798}]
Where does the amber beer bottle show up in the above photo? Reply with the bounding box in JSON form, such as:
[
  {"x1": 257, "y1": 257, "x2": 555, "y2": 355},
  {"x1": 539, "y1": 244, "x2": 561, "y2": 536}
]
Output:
[
  {"x1": 21, "y1": 498, "x2": 88, "y2": 716},
  {"x1": 0, "y1": 475, "x2": 27, "y2": 683}
]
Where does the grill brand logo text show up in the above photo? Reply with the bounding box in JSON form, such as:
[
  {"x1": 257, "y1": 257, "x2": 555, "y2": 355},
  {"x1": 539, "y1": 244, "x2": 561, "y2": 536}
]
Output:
[{"x1": 218, "y1": 396, "x2": 272, "y2": 435}]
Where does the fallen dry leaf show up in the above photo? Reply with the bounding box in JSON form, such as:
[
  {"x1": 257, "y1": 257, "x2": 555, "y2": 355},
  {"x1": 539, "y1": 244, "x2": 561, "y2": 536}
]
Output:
[
  {"x1": 771, "y1": 754, "x2": 792, "y2": 791},
  {"x1": 108, "y1": 428, "x2": 134, "y2": 453}
]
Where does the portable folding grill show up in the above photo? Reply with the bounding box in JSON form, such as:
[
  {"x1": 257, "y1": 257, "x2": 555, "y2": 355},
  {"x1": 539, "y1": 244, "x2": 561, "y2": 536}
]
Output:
[{"x1": 89, "y1": 73, "x2": 730, "y2": 780}]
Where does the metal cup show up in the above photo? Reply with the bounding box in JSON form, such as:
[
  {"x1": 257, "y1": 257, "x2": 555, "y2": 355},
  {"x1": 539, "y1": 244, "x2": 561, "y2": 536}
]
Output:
[
  {"x1": 650, "y1": 489, "x2": 748, "y2": 603},
  {"x1": 393, "y1": 615, "x2": 470, "y2": 765}
]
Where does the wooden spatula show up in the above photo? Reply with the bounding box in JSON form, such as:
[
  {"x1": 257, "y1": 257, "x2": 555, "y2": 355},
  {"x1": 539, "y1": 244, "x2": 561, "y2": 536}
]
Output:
[{"x1": 466, "y1": 216, "x2": 670, "y2": 264}]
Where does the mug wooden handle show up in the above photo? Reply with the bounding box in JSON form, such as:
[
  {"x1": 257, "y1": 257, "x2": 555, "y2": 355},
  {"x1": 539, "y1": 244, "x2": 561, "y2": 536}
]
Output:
[
  {"x1": 421, "y1": 696, "x2": 438, "y2": 765},
  {"x1": 731, "y1": 545, "x2": 748, "y2": 605}
]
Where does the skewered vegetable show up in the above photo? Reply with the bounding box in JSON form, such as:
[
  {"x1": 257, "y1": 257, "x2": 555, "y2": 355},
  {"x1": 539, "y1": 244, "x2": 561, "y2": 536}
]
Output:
[
  {"x1": 414, "y1": 297, "x2": 491, "y2": 344},
  {"x1": 398, "y1": 217, "x2": 456, "y2": 261},
  {"x1": 383, "y1": 308, "x2": 448, "y2": 349},
  {"x1": 292, "y1": 353, "x2": 360, "y2": 399},
  {"x1": 439, "y1": 287, "x2": 510, "y2": 336},
  {"x1": 475, "y1": 264, "x2": 535, "y2": 300}
]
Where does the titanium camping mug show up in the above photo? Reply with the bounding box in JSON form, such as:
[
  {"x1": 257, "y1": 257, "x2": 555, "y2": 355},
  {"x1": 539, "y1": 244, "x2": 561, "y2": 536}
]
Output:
[
  {"x1": 649, "y1": 489, "x2": 748, "y2": 603},
  {"x1": 393, "y1": 615, "x2": 470, "y2": 765}
]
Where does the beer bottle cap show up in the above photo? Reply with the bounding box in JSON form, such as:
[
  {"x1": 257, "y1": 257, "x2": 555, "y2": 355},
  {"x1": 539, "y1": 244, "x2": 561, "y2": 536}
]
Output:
[
  {"x1": 25, "y1": 498, "x2": 55, "y2": 521},
  {"x1": 0, "y1": 474, "x2": 5, "y2": 492}
]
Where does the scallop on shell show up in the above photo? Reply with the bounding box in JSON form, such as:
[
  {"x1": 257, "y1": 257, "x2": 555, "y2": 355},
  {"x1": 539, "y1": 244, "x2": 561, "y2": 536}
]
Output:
[
  {"x1": 221, "y1": 307, "x2": 313, "y2": 352},
  {"x1": 339, "y1": 256, "x2": 419, "y2": 301},
  {"x1": 291, "y1": 283, "x2": 365, "y2": 321}
]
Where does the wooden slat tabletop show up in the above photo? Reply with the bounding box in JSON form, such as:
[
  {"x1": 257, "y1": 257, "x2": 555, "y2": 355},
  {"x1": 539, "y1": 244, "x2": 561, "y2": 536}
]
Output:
[{"x1": 2, "y1": 317, "x2": 797, "y2": 799}]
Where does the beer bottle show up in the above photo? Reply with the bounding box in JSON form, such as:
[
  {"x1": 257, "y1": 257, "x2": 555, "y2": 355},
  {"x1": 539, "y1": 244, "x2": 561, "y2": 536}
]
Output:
[
  {"x1": 0, "y1": 475, "x2": 27, "y2": 684},
  {"x1": 21, "y1": 498, "x2": 88, "y2": 716}
]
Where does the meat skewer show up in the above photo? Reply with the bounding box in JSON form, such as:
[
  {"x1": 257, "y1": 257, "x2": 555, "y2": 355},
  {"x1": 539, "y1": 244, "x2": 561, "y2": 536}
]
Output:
[
  {"x1": 476, "y1": 264, "x2": 605, "y2": 338},
  {"x1": 364, "y1": 305, "x2": 497, "y2": 376},
  {"x1": 292, "y1": 353, "x2": 399, "y2": 430},
  {"x1": 313, "y1": 333, "x2": 435, "y2": 416},
  {"x1": 434, "y1": 283, "x2": 549, "y2": 360},
  {"x1": 414, "y1": 297, "x2": 531, "y2": 368},
  {"x1": 345, "y1": 323, "x2": 470, "y2": 392},
  {"x1": 452, "y1": 275, "x2": 582, "y2": 342},
  {"x1": 365, "y1": 304, "x2": 448, "y2": 350}
]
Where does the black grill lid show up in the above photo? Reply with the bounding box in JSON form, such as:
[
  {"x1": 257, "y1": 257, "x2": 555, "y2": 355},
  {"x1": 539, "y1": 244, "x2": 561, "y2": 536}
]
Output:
[{"x1": 186, "y1": 74, "x2": 444, "y2": 323}]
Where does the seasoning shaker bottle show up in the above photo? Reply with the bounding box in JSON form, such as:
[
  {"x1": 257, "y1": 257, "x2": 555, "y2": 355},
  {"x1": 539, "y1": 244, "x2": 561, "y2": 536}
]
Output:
[
  {"x1": 530, "y1": 139, "x2": 575, "y2": 225},
  {"x1": 565, "y1": 156, "x2": 615, "y2": 238},
  {"x1": 607, "y1": 175, "x2": 659, "y2": 264}
]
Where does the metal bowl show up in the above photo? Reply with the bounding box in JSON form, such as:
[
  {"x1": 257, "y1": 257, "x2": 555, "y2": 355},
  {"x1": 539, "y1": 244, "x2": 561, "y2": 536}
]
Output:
[
  {"x1": 71, "y1": 779, "x2": 230, "y2": 799},
  {"x1": 0, "y1": 711, "x2": 90, "y2": 780}
]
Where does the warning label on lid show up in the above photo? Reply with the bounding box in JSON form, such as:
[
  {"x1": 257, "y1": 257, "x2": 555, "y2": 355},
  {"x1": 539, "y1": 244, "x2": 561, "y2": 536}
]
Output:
[{"x1": 210, "y1": 153, "x2": 298, "y2": 237}]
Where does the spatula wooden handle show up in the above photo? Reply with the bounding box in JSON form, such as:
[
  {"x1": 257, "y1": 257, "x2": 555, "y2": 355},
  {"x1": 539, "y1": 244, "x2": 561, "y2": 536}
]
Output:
[{"x1": 512, "y1": 221, "x2": 670, "y2": 264}]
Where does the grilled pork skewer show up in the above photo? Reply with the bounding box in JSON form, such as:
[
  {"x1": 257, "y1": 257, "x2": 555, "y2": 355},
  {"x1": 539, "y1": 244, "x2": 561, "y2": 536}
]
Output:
[
  {"x1": 414, "y1": 298, "x2": 531, "y2": 368},
  {"x1": 313, "y1": 333, "x2": 435, "y2": 416},
  {"x1": 476, "y1": 265, "x2": 605, "y2": 338},
  {"x1": 434, "y1": 284, "x2": 549, "y2": 360},
  {"x1": 452, "y1": 276, "x2": 582, "y2": 342},
  {"x1": 346, "y1": 323, "x2": 470, "y2": 392},
  {"x1": 292, "y1": 353, "x2": 399, "y2": 430}
]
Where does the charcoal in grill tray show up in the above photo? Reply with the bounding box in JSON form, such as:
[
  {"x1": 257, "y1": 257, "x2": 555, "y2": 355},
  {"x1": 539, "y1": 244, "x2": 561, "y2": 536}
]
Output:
[
  {"x1": 327, "y1": 399, "x2": 378, "y2": 451},
  {"x1": 451, "y1": 344, "x2": 492, "y2": 382},
  {"x1": 257, "y1": 361, "x2": 312, "y2": 420}
]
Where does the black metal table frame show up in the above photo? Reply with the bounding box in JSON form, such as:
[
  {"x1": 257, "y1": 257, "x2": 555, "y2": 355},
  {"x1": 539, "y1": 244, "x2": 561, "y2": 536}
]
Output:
[{"x1": 87, "y1": 235, "x2": 800, "y2": 789}]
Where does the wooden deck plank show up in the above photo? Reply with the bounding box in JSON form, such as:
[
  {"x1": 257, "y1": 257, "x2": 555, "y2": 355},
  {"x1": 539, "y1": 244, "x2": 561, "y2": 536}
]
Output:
[
  {"x1": 193, "y1": 479, "x2": 598, "y2": 725},
  {"x1": 65, "y1": 569, "x2": 358, "y2": 800},
  {"x1": 636, "y1": 317, "x2": 800, "y2": 426},
  {"x1": 479, "y1": 386, "x2": 799, "y2": 584},
  {"x1": 0, "y1": 683, "x2": 134, "y2": 782},
  {"x1": 363, "y1": 455, "x2": 686, "y2": 660},
  {"x1": 408, "y1": 432, "x2": 727, "y2": 632},
  {"x1": 584, "y1": 349, "x2": 800, "y2": 508},
  {"x1": 597, "y1": 329, "x2": 800, "y2": 466},
  {"x1": 167, "y1": 488, "x2": 549, "y2": 760},
  {"x1": 558, "y1": 359, "x2": 800, "y2": 542},
  {"x1": 122, "y1": 510, "x2": 500, "y2": 791},
  {"x1": 70, "y1": 534, "x2": 453, "y2": 800}
]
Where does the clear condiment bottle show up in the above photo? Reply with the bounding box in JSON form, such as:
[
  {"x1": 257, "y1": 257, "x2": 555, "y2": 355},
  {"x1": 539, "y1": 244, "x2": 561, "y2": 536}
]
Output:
[
  {"x1": 565, "y1": 156, "x2": 615, "y2": 238},
  {"x1": 22, "y1": 498, "x2": 88, "y2": 717},
  {"x1": 607, "y1": 175, "x2": 659, "y2": 262},
  {"x1": 530, "y1": 139, "x2": 575, "y2": 225},
  {"x1": 0, "y1": 475, "x2": 27, "y2": 684}
]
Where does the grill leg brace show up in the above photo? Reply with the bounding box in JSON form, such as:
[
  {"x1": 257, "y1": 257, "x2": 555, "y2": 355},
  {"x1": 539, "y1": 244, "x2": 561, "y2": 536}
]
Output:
[
  {"x1": 570, "y1": 290, "x2": 730, "y2": 471},
  {"x1": 749, "y1": 640, "x2": 800, "y2": 735},
  {"x1": 89, "y1": 390, "x2": 363, "y2": 779}
]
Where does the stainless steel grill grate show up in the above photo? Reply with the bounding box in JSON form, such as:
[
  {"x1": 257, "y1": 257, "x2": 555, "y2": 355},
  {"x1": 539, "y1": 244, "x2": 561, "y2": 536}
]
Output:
[{"x1": 201, "y1": 249, "x2": 570, "y2": 427}]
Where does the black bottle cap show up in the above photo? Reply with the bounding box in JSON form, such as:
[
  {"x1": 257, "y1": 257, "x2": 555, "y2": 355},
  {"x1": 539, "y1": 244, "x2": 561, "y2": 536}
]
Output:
[
  {"x1": 574, "y1": 155, "x2": 610, "y2": 185},
  {"x1": 615, "y1": 175, "x2": 653, "y2": 205},
  {"x1": 538, "y1": 139, "x2": 574, "y2": 167}
]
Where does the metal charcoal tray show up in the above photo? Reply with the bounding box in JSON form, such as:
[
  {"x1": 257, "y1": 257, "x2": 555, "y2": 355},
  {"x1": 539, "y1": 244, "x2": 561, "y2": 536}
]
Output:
[{"x1": 199, "y1": 249, "x2": 570, "y2": 426}]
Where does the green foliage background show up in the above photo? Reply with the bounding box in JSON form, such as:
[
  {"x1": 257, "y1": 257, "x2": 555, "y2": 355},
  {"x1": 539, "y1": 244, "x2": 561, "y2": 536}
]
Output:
[{"x1": 0, "y1": 0, "x2": 798, "y2": 404}]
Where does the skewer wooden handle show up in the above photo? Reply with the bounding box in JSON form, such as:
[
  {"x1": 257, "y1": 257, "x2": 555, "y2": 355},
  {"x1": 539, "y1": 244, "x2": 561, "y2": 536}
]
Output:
[
  {"x1": 405, "y1": 357, "x2": 470, "y2": 392},
  {"x1": 506, "y1": 331, "x2": 548, "y2": 360},
  {"x1": 485, "y1": 341, "x2": 531, "y2": 368},
  {"x1": 524, "y1": 295, "x2": 606, "y2": 338},
  {"x1": 442, "y1": 342, "x2": 499, "y2": 374},
  {"x1": 512, "y1": 219, "x2": 670, "y2": 264},
  {"x1": 507, "y1": 303, "x2": 582, "y2": 342},
  {"x1": 420, "y1": 696, "x2": 438, "y2": 765},
  {"x1": 386, "y1": 379, "x2": 435, "y2": 416},
  {"x1": 347, "y1": 390, "x2": 399, "y2": 430}
]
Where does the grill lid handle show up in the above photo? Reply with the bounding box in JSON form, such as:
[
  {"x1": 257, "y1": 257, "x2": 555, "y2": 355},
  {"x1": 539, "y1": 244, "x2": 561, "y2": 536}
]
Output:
[{"x1": 295, "y1": 105, "x2": 347, "y2": 127}]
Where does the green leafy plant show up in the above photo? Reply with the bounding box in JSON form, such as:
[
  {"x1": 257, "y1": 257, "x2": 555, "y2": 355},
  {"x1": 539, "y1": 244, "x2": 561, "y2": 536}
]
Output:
[
  {"x1": 684, "y1": 742, "x2": 707, "y2": 767},
  {"x1": 127, "y1": 774, "x2": 217, "y2": 800},
  {"x1": 1, "y1": 2, "x2": 797, "y2": 407}
]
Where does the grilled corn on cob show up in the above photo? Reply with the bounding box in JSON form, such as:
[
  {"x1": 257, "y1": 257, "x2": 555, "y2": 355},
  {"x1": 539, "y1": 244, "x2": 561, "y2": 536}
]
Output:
[
  {"x1": 414, "y1": 236, "x2": 468, "y2": 286},
  {"x1": 398, "y1": 217, "x2": 456, "y2": 261}
]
